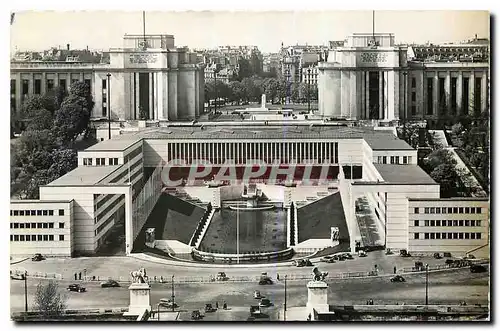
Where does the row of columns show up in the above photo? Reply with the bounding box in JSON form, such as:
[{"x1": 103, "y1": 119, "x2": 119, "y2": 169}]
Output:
[{"x1": 166, "y1": 141, "x2": 339, "y2": 165}]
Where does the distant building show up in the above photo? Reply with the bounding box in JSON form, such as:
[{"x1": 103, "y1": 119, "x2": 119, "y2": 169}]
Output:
[
  {"x1": 318, "y1": 32, "x2": 489, "y2": 125},
  {"x1": 10, "y1": 34, "x2": 205, "y2": 122},
  {"x1": 280, "y1": 44, "x2": 328, "y2": 84}
]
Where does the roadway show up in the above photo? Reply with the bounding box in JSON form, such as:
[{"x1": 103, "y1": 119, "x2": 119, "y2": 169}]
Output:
[{"x1": 11, "y1": 268, "x2": 489, "y2": 318}]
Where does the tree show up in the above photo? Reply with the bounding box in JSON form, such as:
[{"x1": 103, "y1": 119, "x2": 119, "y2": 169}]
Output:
[
  {"x1": 425, "y1": 148, "x2": 457, "y2": 171},
  {"x1": 49, "y1": 148, "x2": 78, "y2": 178},
  {"x1": 33, "y1": 281, "x2": 67, "y2": 317},
  {"x1": 228, "y1": 81, "x2": 244, "y2": 105},
  {"x1": 237, "y1": 58, "x2": 252, "y2": 80},
  {"x1": 430, "y1": 163, "x2": 461, "y2": 197},
  {"x1": 26, "y1": 108, "x2": 54, "y2": 131}
]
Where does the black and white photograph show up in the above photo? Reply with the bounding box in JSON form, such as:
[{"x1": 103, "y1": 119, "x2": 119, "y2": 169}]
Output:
[{"x1": 8, "y1": 7, "x2": 491, "y2": 322}]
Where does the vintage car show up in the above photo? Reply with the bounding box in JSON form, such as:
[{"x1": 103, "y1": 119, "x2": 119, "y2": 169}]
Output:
[
  {"x1": 216, "y1": 272, "x2": 229, "y2": 281},
  {"x1": 32, "y1": 253, "x2": 45, "y2": 262},
  {"x1": 259, "y1": 298, "x2": 272, "y2": 307},
  {"x1": 10, "y1": 272, "x2": 26, "y2": 280},
  {"x1": 399, "y1": 249, "x2": 411, "y2": 257},
  {"x1": 258, "y1": 273, "x2": 273, "y2": 285},
  {"x1": 100, "y1": 279, "x2": 120, "y2": 288},
  {"x1": 470, "y1": 264, "x2": 487, "y2": 273},
  {"x1": 390, "y1": 275, "x2": 406, "y2": 283},
  {"x1": 67, "y1": 284, "x2": 86, "y2": 293},
  {"x1": 191, "y1": 310, "x2": 203, "y2": 320},
  {"x1": 320, "y1": 256, "x2": 336, "y2": 263},
  {"x1": 358, "y1": 250, "x2": 367, "y2": 257},
  {"x1": 159, "y1": 298, "x2": 178, "y2": 309}
]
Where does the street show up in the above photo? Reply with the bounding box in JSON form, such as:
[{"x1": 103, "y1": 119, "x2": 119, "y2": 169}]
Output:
[{"x1": 11, "y1": 267, "x2": 489, "y2": 318}]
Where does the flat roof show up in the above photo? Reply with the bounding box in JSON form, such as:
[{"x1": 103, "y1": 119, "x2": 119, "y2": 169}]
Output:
[
  {"x1": 408, "y1": 197, "x2": 489, "y2": 201},
  {"x1": 373, "y1": 164, "x2": 437, "y2": 185},
  {"x1": 10, "y1": 199, "x2": 73, "y2": 204},
  {"x1": 46, "y1": 165, "x2": 122, "y2": 186},
  {"x1": 82, "y1": 125, "x2": 414, "y2": 152}
]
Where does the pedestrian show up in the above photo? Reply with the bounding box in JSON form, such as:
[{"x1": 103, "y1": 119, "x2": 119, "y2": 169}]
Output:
[
  {"x1": 223, "y1": 301, "x2": 227, "y2": 310},
  {"x1": 74, "y1": 273, "x2": 77, "y2": 280},
  {"x1": 394, "y1": 266, "x2": 397, "y2": 274},
  {"x1": 215, "y1": 301, "x2": 219, "y2": 309},
  {"x1": 277, "y1": 273, "x2": 280, "y2": 281},
  {"x1": 79, "y1": 272, "x2": 82, "y2": 280}
]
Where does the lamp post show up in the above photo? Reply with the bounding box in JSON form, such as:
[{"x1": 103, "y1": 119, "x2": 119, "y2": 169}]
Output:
[
  {"x1": 307, "y1": 68, "x2": 311, "y2": 114},
  {"x1": 285, "y1": 69, "x2": 290, "y2": 105},
  {"x1": 106, "y1": 73, "x2": 111, "y2": 140},
  {"x1": 214, "y1": 68, "x2": 218, "y2": 114},
  {"x1": 24, "y1": 271, "x2": 28, "y2": 313},
  {"x1": 157, "y1": 303, "x2": 161, "y2": 321},
  {"x1": 403, "y1": 72, "x2": 407, "y2": 141},
  {"x1": 171, "y1": 275, "x2": 175, "y2": 312},
  {"x1": 284, "y1": 274, "x2": 288, "y2": 321},
  {"x1": 425, "y1": 264, "x2": 429, "y2": 305}
]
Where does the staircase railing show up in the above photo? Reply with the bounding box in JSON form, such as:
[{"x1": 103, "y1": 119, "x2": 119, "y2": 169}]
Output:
[{"x1": 189, "y1": 203, "x2": 213, "y2": 247}]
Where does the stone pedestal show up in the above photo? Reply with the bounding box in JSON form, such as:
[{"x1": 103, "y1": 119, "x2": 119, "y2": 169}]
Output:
[
  {"x1": 126, "y1": 283, "x2": 151, "y2": 316},
  {"x1": 306, "y1": 281, "x2": 329, "y2": 314}
]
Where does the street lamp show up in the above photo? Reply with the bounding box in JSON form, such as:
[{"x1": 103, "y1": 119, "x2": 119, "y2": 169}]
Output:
[
  {"x1": 403, "y1": 72, "x2": 407, "y2": 140},
  {"x1": 171, "y1": 275, "x2": 175, "y2": 312},
  {"x1": 307, "y1": 68, "x2": 311, "y2": 114},
  {"x1": 106, "y1": 73, "x2": 111, "y2": 140},
  {"x1": 285, "y1": 69, "x2": 290, "y2": 105},
  {"x1": 24, "y1": 270, "x2": 28, "y2": 313},
  {"x1": 425, "y1": 264, "x2": 429, "y2": 305},
  {"x1": 284, "y1": 275, "x2": 288, "y2": 321},
  {"x1": 157, "y1": 303, "x2": 161, "y2": 321}
]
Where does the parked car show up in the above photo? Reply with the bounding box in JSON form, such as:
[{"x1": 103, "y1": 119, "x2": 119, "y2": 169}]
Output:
[
  {"x1": 191, "y1": 310, "x2": 203, "y2": 320},
  {"x1": 10, "y1": 272, "x2": 25, "y2": 280},
  {"x1": 293, "y1": 259, "x2": 312, "y2": 267},
  {"x1": 259, "y1": 274, "x2": 273, "y2": 285},
  {"x1": 249, "y1": 305, "x2": 262, "y2": 317},
  {"x1": 259, "y1": 298, "x2": 272, "y2": 307},
  {"x1": 342, "y1": 253, "x2": 354, "y2": 260},
  {"x1": 100, "y1": 279, "x2": 120, "y2": 288},
  {"x1": 433, "y1": 252, "x2": 442, "y2": 259},
  {"x1": 216, "y1": 272, "x2": 229, "y2": 281},
  {"x1": 32, "y1": 253, "x2": 45, "y2": 262},
  {"x1": 159, "y1": 298, "x2": 178, "y2": 309},
  {"x1": 443, "y1": 252, "x2": 452, "y2": 258},
  {"x1": 67, "y1": 284, "x2": 86, "y2": 293},
  {"x1": 470, "y1": 265, "x2": 487, "y2": 273},
  {"x1": 320, "y1": 256, "x2": 336, "y2": 263},
  {"x1": 414, "y1": 261, "x2": 425, "y2": 271},
  {"x1": 390, "y1": 275, "x2": 406, "y2": 283},
  {"x1": 358, "y1": 250, "x2": 367, "y2": 257},
  {"x1": 399, "y1": 249, "x2": 411, "y2": 257},
  {"x1": 254, "y1": 291, "x2": 263, "y2": 299},
  {"x1": 385, "y1": 248, "x2": 393, "y2": 255},
  {"x1": 204, "y1": 303, "x2": 216, "y2": 313}
]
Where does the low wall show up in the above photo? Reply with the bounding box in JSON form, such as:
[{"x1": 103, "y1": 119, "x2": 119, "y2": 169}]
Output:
[{"x1": 192, "y1": 247, "x2": 294, "y2": 264}]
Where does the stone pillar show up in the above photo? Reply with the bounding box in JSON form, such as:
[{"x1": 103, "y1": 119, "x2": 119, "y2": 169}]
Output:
[
  {"x1": 79, "y1": 73, "x2": 84, "y2": 82},
  {"x1": 149, "y1": 73, "x2": 154, "y2": 120},
  {"x1": 445, "y1": 71, "x2": 451, "y2": 115},
  {"x1": 481, "y1": 72, "x2": 488, "y2": 113},
  {"x1": 15, "y1": 73, "x2": 22, "y2": 116},
  {"x1": 433, "y1": 72, "x2": 438, "y2": 117},
  {"x1": 379, "y1": 71, "x2": 384, "y2": 120},
  {"x1": 307, "y1": 281, "x2": 329, "y2": 315},
  {"x1": 349, "y1": 71, "x2": 357, "y2": 119},
  {"x1": 153, "y1": 72, "x2": 159, "y2": 120},
  {"x1": 393, "y1": 71, "x2": 399, "y2": 120},
  {"x1": 365, "y1": 71, "x2": 370, "y2": 119},
  {"x1": 341, "y1": 71, "x2": 350, "y2": 118},
  {"x1": 456, "y1": 71, "x2": 463, "y2": 115},
  {"x1": 157, "y1": 72, "x2": 164, "y2": 120},
  {"x1": 469, "y1": 71, "x2": 475, "y2": 115},
  {"x1": 125, "y1": 283, "x2": 151, "y2": 316},
  {"x1": 135, "y1": 73, "x2": 140, "y2": 119}
]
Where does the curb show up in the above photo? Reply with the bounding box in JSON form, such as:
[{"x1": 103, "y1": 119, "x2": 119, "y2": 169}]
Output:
[{"x1": 10, "y1": 257, "x2": 29, "y2": 265}]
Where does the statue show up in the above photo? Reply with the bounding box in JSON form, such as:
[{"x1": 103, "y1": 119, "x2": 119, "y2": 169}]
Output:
[
  {"x1": 130, "y1": 267, "x2": 149, "y2": 284},
  {"x1": 312, "y1": 267, "x2": 328, "y2": 282}
]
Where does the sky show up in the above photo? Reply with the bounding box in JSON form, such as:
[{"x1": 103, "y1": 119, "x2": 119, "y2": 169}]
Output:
[{"x1": 10, "y1": 10, "x2": 489, "y2": 53}]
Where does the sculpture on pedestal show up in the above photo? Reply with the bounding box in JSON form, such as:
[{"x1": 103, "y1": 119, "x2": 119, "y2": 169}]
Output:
[
  {"x1": 130, "y1": 267, "x2": 149, "y2": 284},
  {"x1": 312, "y1": 267, "x2": 328, "y2": 282}
]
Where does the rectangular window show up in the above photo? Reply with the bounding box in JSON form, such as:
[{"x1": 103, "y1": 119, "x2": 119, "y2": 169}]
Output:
[
  {"x1": 447, "y1": 220, "x2": 452, "y2": 227},
  {"x1": 403, "y1": 156, "x2": 408, "y2": 164},
  {"x1": 34, "y1": 79, "x2": 41, "y2": 94},
  {"x1": 424, "y1": 233, "x2": 429, "y2": 239},
  {"x1": 414, "y1": 233, "x2": 419, "y2": 239},
  {"x1": 49, "y1": 222, "x2": 54, "y2": 228},
  {"x1": 424, "y1": 208, "x2": 430, "y2": 214},
  {"x1": 13, "y1": 223, "x2": 19, "y2": 229},
  {"x1": 43, "y1": 210, "x2": 48, "y2": 216},
  {"x1": 411, "y1": 105, "x2": 417, "y2": 116},
  {"x1": 435, "y1": 207, "x2": 440, "y2": 214},
  {"x1": 458, "y1": 207, "x2": 464, "y2": 214},
  {"x1": 411, "y1": 77, "x2": 416, "y2": 88},
  {"x1": 59, "y1": 79, "x2": 67, "y2": 91},
  {"x1": 30, "y1": 210, "x2": 36, "y2": 216},
  {"x1": 470, "y1": 233, "x2": 476, "y2": 239},
  {"x1": 442, "y1": 232, "x2": 447, "y2": 239},
  {"x1": 471, "y1": 220, "x2": 476, "y2": 226},
  {"x1": 390, "y1": 156, "x2": 395, "y2": 164},
  {"x1": 59, "y1": 209, "x2": 64, "y2": 216},
  {"x1": 26, "y1": 235, "x2": 31, "y2": 241},
  {"x1": 447, "y1": 207, "x2": 453, "y2": 213},
  {"x1": 465, "y1": 220, "x2": 470, "y2": 226},
  {"x1": 10, "y1": 235, "x2": 13, "y2": 241},
  {"x1": 465, "y1": 207, "x2": 470, "y2": 214},
  {"x1": 395, "y1": 156, "x2": 400, "y2": 164},
  {"x1": 59, "y1": 222, "x2": 65, "y2": 229},
  {"x1": 453, "y1": 233, "x2": 458, "y2": 239},
  {"x1": 109, "y1": 158, "x2": 118, "y2": 166},
  {"x1": 31, "y1": 222, "x2": 36, "y2": 228},
  {"x1": 31, "y1": 235, "x2": 36, "y2": 241},
  {"x1": 447, "y1": 233, "x2": 452, "y2": 239},
  {"x1": 436, "y1": 233, "x2": 441, "y2": 239},
  {"x1": 37, "y1": 210, "x2": 42, "y2": 216},
  {"x1": 427, "y1": 77, "x2": 433, "y2": 115},
  {"x1": 59, "y1": 235, "x2": 65, "y2": 241},
  {"x1": 476, "y1": 220, "x2": 481, "y2": 227},
  {"x1": 459, "y1": 220, "x2": 464, "y2": 227},
  {"x1": 20, "y1": 210, "x2": 24, "y2": 216},
  {"x1": 36, "y1": 223, "x2": 42, "y2": 229},
  {"x1": 477, "y1": 233, "x2": 481, "y2": 239},
  {"x1": 382, "y1": 156, "x2": 387, "y2": 164},
  {"x1": 9, "y1": 223, "x2": 12, "y2": 229},
  {"x1": 102, "y1": 79, "x2": 107, "y2": 89},
  {"x1": 13, "y1": 210, "x2": 19, "y2": 216},
  {"x1": 470, "y1": 208, "x2": 476, "y2": 214},
  {"x1": 83, "y1": 158, "x2": 93, "y2": 166},
  {"x1": 49, "y1": 235, "x2": 54, "y2": 241},
  {"x1": 47, "y1": 79, "x2": 54, "y2": 90},
  {"x1": 96, "y1": 158, "x2": 105, "y2": 166},
  {"x1": 430, "y1": 207, "x2": 435, "y2": 214},
  {"x1": 436, "y1": 220, "x2": 441, "y2": 226},
  {"x1": 20, "y1": 223, "x2": 25, "y2": 229},
  {"x1": 453, "y1": 207, "x2": 458, "y2": 214},
  {"x1": 411, "y1": 92, "x2": 416, "y2": 102},
  {"x1": 43, "y1": 235, "x2": 49, "y2": 241},
  {"x1": 465, "y1": 232, "x2": 470, "y2": 239},
  {"x1": 476, "y1": 207, "x2": 482, "y2": 214},
  {"x1": 453, "y1": 220, "x2": 458, "y2": 227},
  {"x1": 414, "y1": 208, "x2": 419, "y2": 214},
  {"x1": 49, "y1": 210, "x2": 54, "y2": 216},
  {"x1": 425, "y1": 220, "x2": 429, "y2": 226},
  {"x1": 430, "y1": 233, "x2": 435, "y2": 239},
  {"x1": 459, "y1": 233, "x2": 464, "y2": 239},
  {"x1": 414, "y1": 220, "x2": 419, "y2": 226},
  {"x1": 430, "y1": 220, "x2": 435, "y2": 226},
  {"x1": 14, "y1": 235, "x2": 19, "y2": 241}
]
